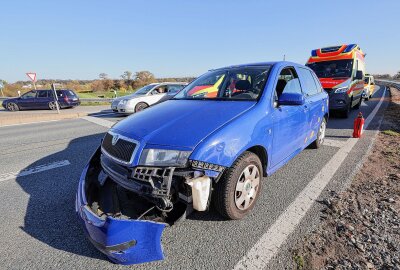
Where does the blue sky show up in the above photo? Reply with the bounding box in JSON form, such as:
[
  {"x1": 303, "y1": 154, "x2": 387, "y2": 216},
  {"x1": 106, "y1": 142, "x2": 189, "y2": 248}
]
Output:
[{"x1": 1, "y1": 0, "x2": 399, "y2": 82}]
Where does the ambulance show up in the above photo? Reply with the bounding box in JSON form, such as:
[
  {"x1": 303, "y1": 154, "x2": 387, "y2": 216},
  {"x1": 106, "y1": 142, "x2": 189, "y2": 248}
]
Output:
[{"x1": 306, "y1": 44, "x2": 365, "y2": 118}]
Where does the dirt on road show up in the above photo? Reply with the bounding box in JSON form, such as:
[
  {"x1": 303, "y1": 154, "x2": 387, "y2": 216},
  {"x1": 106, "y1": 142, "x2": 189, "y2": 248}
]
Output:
[{"x1": 293, "y1": 87, "x2": 400, "y2": 270}]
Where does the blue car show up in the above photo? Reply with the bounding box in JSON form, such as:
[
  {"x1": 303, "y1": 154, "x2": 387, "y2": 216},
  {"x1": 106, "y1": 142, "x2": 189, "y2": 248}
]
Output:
[
  {"x1": 76, "y1": 61, "x2": 328, "y2": 264},
  {"x1": 2, "y1": 89, "x2": 80, "y2": 111}
]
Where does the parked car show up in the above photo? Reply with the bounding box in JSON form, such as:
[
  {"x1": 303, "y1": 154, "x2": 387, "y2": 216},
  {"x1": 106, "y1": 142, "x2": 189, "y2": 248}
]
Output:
[
  {"x1": 114, "y1": 82, "x2": 187, "y2": 114},
  {"x1": 2, "y1": 89, "x2": 80, "y2": 111},
  {"x1": 363, "y1": 74, "x2": 375, "y2": 100},
  {"x1": 76, "y1": 61, "x2": 328, "y2": 264}
]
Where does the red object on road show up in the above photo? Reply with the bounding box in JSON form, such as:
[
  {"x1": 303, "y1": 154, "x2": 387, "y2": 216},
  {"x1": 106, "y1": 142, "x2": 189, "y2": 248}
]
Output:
[{"x1": 353, "y1": 112, "x2": 365, "y2": 138}]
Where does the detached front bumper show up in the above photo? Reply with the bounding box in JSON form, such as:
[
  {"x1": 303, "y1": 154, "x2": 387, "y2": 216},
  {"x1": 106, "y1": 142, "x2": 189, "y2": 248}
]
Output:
[{"x1": 76, "y1": 156, "x2": 166, "y2": 265}]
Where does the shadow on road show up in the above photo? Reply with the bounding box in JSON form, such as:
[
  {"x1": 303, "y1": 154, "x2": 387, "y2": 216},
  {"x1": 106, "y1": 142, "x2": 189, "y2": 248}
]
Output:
[{"x1": 16, "y1": 133, "x2": 108, "y2": 261}]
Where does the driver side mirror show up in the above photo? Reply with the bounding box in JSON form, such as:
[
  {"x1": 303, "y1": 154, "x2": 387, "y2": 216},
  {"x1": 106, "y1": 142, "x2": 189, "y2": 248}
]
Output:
[
  {"x1": 355, "y1": 71, "x2": 363, "y2": 80},
  {"x1": 278, "y1": 93, "x2": 305, "y2": 106}
]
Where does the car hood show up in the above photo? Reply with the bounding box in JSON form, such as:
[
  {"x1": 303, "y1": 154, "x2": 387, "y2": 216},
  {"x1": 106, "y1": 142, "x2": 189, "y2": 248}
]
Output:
[{"x1": 113, "y1": 99, "x2": 256, "y2": 149}]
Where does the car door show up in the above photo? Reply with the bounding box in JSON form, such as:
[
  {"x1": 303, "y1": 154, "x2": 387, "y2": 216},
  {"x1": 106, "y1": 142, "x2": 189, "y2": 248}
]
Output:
[
  {"x1": 146, "y1": 86, "x2": 167, "y2": 105},
  {"x1": 18, "y1": 90, "x2": 37, "y2": 109},
  {"x1": 35, "y1": 90, "x2": 50, "y2": 109},
  {"x1": 297, "y1": 67, "x2": 327, "y2": 142},
  {"x1": 270, "y1": 67, "x2": 308, "y2": 167}
]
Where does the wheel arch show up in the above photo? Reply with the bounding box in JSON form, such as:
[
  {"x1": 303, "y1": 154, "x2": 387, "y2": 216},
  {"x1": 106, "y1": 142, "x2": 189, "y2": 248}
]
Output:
[{"x1": 245, "y1": 145, "x2": 268, "y2": 177}]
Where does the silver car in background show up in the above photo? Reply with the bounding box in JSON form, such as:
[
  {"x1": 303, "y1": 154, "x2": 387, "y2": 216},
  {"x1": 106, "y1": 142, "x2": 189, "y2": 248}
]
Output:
[{"x1": 112, "y1": 82, "x2": 187, "y2": 114}]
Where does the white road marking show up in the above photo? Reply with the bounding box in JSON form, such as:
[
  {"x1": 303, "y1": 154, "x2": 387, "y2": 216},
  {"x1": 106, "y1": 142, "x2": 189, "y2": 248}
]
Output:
[
  {"x1": 81, "y1": 116, "x2": 115, "y2": 128},
  {"x1": 322, "y1": 138, "x2": 347, "y2": 148},
  {"x1": 0, "y1": 119, "x2": 62, "y2": 128},
  {"x1": 234, "y1": 86, "x2": 387, "y2": 269},
  {"x1": 0, "y1": 160, "x2": 71, "y2": 182}
]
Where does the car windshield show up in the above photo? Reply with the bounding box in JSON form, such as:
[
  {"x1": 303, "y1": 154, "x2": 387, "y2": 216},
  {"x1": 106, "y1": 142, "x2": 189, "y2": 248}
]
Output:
[
  {"x1": 173, "y1": 66, "x2": 271, "y2": 101},
  {"x1": 306, "y1": 60, "x2": 353, "y2": 78},
  {"x1": 364, "y1": 77, "x2": 370, "y2": 83},
  {"x1": 134, "y1": 84, "x2": 158, "y2": 95}
]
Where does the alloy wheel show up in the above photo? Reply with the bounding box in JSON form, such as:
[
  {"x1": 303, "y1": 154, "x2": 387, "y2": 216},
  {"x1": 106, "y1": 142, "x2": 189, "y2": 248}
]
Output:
[{"x1": 234, "y1": 164, "x2": 260, "y2": 210}]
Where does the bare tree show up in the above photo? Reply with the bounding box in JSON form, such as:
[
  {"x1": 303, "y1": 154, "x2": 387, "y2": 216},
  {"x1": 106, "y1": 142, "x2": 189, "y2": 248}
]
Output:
[
  {"x1": 99, "y1": 73, "x2": 108, "y2": 80},
  {"x1": 121, "y1": 71, "x2": 133, "y2": 92}
]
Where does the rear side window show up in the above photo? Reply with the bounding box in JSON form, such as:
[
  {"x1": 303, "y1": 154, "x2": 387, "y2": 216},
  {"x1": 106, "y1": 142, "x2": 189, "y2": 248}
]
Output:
[
  {"x1": 298, "y1": 68, "x2": 320, "y2": 96},
  {"x1": 167, "y1": 85, "x2": 184, "y2": 94},
  {"x1": 37, "y1": 91, "x2": 48, "y2": 98}
]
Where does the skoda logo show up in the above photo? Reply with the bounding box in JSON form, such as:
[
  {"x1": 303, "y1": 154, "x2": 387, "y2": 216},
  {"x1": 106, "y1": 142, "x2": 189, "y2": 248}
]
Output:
[{"x1": 111, "y1": 134, "x2": 119, "y2": 146}]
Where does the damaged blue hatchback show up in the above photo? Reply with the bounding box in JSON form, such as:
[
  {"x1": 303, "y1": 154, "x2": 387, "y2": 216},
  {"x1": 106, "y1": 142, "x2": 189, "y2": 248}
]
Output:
[{"x1": 76, "y1": 61, "x2": 329, "y2": 264}]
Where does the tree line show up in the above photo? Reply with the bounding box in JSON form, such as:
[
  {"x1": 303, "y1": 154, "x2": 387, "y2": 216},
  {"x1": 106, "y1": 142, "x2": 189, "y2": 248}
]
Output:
[{"x1": 0, "y1": 71, "x2": 195, "y2": 97}]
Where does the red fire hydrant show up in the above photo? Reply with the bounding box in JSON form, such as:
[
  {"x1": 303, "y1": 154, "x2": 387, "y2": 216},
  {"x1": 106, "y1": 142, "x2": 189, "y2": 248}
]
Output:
[{"x1": 353, "y1": 112, "x2": 365, "y2": 138}]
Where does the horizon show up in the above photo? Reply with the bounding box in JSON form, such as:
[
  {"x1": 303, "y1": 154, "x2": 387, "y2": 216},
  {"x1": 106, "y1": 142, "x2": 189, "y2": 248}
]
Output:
[{"x1": 1, "y1": 0, "x2": 399, "y2": 83}]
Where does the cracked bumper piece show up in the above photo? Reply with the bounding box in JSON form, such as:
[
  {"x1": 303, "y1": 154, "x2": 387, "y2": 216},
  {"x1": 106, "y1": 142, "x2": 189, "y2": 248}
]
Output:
[{"x1": 76, "y1": 161, "x2": 166, "y2": 265}]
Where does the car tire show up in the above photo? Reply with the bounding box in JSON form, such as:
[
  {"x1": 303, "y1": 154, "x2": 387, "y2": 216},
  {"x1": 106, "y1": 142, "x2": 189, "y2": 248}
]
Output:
[
  {"x1": 135, "y1": 102, "x2": 149, "y2": 112},
  {"x1": 6, "y1": 102, "x2": 19, "y2": 111},
  {"x1": 213, "y1": 151, "x2": 262, "y2": 220},
  {"x1": 310, "y1": 118, "x2": 326, "y2": 149},
  {"x1": 354, "y1": 96, "x2": 362, "y2": 109},
  {"x1": 48, "y1": 101, "x2": 59, "y2": 110}
]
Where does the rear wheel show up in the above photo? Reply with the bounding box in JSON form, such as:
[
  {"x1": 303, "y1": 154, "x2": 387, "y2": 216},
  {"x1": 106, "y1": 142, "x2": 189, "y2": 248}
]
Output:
[
  {"x1": 213, "y1": 151, "x2": 262, "y2": 220},
  {"x1": 310, "y1": 118, "x2": 326, "y2": 149},
  {"x1": 135, "y1": 102, "x2": 149, "y2": 112},
  {"x1": 6, "y1": 102, "x2": 19, "y2": 111},
  {"x1": 48, "y1": 101, "x2": 59, "y2": 110}
]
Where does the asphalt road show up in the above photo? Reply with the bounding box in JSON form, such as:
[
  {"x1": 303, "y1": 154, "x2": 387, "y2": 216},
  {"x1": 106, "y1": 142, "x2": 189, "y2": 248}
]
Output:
[{"x1": 0, "y1": 86, "x2": 389, "y2": 269}]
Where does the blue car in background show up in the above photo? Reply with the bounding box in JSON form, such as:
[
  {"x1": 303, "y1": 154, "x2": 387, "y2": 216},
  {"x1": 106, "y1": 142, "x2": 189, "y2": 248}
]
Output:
[
  {"x1": 76, "y1": 61, "x2": 328, "y2": 264},
  {"x1": 2, "y1": 89, "x2": 80, "y2": 111}
]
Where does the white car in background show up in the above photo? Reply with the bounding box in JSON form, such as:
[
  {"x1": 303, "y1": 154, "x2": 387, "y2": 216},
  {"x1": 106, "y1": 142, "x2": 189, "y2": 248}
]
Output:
[{"x1": 112, "y1": 82, "x2": 187, "y2": 114}]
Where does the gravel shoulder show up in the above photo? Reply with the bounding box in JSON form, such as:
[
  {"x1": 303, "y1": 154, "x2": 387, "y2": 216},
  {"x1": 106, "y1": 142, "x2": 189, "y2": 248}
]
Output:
[{"x1": 293, "y1": 87, "x2": 400, "y2": 270}]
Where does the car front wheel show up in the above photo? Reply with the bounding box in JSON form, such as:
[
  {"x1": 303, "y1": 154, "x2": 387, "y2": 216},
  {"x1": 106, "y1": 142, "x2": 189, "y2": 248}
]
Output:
[
  {"x1": 213, "y1": 151, "x2": 262, "y2": 220},
  {"x1": 135, "y1": 102, "x2": 149, "y2": 112},
  {"x1": 6, "y1": 102, "x2": 19, "y2": 111}
]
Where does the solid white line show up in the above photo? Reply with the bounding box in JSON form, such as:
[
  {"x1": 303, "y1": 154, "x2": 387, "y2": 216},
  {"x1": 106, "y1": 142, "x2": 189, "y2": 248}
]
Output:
[
  {"x1": 0, "y1": 119, "x2": 62, "y2": 128},
  {"x1": 0, "y1": 160, "x2": 71, "y2": 182},
  {"x1": 81, "y1": 116, "x2": 114, "y2": 128},
  {"x1": 234, "y1": 86, "x2": 387, "y2": 269}
]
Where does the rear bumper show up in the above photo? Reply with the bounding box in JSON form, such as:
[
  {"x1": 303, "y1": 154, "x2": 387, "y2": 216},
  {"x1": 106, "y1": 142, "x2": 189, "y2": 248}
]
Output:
[
  {"x1": 76, "y1": 152, "x2": 166, "y2": 265},
  {"x1": 60, "y1": 101, "x2": 80, "y2": 107}
]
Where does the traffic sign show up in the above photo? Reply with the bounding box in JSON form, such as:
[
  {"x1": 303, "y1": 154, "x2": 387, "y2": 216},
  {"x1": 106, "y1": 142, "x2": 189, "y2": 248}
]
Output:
[{"x1": 26, "y1": 72, "x2": 37, "y2": 82}]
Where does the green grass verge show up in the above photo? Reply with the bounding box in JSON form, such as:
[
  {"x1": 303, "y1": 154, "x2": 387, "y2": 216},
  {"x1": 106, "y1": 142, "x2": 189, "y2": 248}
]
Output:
[
  {"x1": 80, "y1": 101, "x2": 111, "y2": 106},
  {"x1": 77, "y1": 91, "x2": 133, "y2": 99},
  {"x1": 382, "y1": 130, "x2": 399, "y2": 136}
]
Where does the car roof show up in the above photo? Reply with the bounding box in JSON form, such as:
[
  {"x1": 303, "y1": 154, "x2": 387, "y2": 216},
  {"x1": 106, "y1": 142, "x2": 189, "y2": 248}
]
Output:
[
  {"x1": 157, "y1": 82, "x2": 187, "y2": 85},
  {"x1": 212, "y1": 61, "x2": 306, "y2": 71}
]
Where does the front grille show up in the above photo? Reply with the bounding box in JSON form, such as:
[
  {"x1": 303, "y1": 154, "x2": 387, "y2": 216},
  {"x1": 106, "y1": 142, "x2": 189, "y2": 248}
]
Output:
[{"x1": 101, "y1": 132, "x2": 137, "y2": 163}]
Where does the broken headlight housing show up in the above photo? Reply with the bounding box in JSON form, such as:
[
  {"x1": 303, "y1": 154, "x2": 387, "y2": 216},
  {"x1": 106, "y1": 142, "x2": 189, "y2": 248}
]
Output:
[{"x1": 139, "y1": 149, "x2": 191, "y2": 167}]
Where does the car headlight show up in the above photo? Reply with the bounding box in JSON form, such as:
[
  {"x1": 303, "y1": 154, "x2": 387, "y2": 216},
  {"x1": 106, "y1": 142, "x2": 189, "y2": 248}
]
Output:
[
  {"x1": 334, "y1": 87, "x2": 348, "y2": 93},
  {"x1": 139, "y1": 149, "x2": 191, "y2": 166}
]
